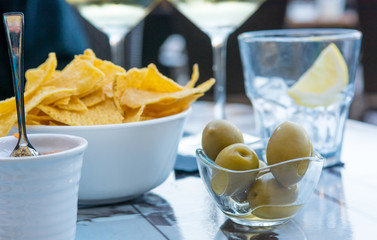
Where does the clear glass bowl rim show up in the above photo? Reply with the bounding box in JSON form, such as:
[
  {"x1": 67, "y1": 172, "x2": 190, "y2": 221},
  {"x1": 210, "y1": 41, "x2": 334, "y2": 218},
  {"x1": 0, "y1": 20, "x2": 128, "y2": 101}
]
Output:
[
  {"x1": 238, "y1": 28, "x2": 362, "y2": 43},
  {"x1": 196, "y1": 147, "x2": 324, "y2": 174}
]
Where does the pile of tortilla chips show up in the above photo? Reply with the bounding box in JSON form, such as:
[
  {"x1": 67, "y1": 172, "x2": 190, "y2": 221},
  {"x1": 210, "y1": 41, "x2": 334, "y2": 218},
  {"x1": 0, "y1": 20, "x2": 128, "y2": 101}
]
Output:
[{"x1": 0, "y1": 49, "x2": 215, "y2": 137}]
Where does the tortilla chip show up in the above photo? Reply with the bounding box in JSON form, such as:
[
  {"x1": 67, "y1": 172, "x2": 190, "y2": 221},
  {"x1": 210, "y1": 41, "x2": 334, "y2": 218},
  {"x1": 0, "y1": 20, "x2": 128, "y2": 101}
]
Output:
[
  {"x1": 0, "y1": 86, "x2": 75, "y2": 136},
  {"x1": 143, "y1": 94, "x2": 201, "y2": 118},
  {"x1": 48, "y1": 120, "x2": 67, "y2": 126},
  {"x1": 1, "y1": 53, "x2": 57, "y2": 117},
  {"x1": 44, "y1": 58, "x2": 105, "y2": 96},
  {"x1": 139, "y1": 116, "x2": 156, "y2": 121},
  {"x1": 142, "y1": 64, "x2": 185, "y2": 92},
  {"x1": 123, "y1": 105, "x2": 145, "y2": 123},
  {"x1": 25, "y1": 52, "x2": 57, "y2": 93},
  {"x1": 113, "y1": 67, "x2": 147, "y2": 113},
  {"x1": 37, "y1": 98, "x2": 123, "y2": 126},
  {"x1": 120, "y1": 78, "x2": 215, "y2": 108},
  {"x1": 75, "y1": 49, "x2": 96, "y2": 64},
  {"x1": 53, "y1": 96, "x2": 71, "y2": 106},
  {"x1": 0, "y1": 97, "x2": 16, "y2": 118},
  {"x1": 0, "y1": 112, "x2": 17, "y2": 137},
  {"x1": 55, "y1": 96, "x2": 88, "y2": 112},
  {"x1": 94, "y1": 59, "x2": 125, "y2": 98},
  {"x1": 113, "y1": 64, "x2": 185, "y2": 108},
  {"x1": 41, "y1": 90, "x2": 75, "y2": 105},
  {"x1": 26, "y1": 113, "x2": 54, "y2": 125},
  {"x1": 81, "y1": 88, "x2": 106, "y2": 107},
  {"x1": 185, "y1": 64, "x2": 199, "y2": 88},
  {"x1": 77, "y1": 49, "x2": 125, "y2": 97}
]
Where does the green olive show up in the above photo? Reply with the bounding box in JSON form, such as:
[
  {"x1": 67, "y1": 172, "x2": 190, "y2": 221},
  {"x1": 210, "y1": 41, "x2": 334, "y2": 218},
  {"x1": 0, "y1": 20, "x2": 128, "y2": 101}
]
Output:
[
  {"x1": 247, "y1": 173, "x2": 299, "y2": 219},
  {"x1": 211, "y1": 143, "x2": 259, "y2": 196},
  {"x1": 202, "y1": 120, "x2": 244, "y2": 160},
  {"x1": 215, "y1": 143, "x2": 259, "y2": 171},
  {"x1": 266, "y1": 121, "x2": 313, "y2": 187}
]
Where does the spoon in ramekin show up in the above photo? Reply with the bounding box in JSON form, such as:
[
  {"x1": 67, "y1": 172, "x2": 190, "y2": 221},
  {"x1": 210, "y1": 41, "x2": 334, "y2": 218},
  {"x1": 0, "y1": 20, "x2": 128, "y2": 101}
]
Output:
[{"x1": 3, "y1": 12, "x2": 39, "y2": 157}]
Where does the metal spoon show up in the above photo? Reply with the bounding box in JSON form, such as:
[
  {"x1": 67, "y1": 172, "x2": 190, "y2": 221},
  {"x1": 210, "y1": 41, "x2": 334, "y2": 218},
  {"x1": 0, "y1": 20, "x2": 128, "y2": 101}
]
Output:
[{"x1": 4, "y1": 12, "x2": 39, "y2": 157}]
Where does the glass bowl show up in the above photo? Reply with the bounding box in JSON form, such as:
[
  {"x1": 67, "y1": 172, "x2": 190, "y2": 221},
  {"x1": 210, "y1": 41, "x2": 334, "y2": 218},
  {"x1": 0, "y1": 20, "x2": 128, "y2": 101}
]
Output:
[{"x1": 195, "y1": 140, "x2": 324, "y2": 227}]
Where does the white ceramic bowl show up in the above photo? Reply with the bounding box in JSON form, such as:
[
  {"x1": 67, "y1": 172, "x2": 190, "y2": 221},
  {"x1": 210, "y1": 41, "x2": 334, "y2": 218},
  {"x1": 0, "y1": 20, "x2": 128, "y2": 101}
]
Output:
[
  {"x1": 26, "y1": 108, "x2": 191, "y2": 205},
  {"x1": 0, "y1": 134, "x2": 88, "y2": 240}
]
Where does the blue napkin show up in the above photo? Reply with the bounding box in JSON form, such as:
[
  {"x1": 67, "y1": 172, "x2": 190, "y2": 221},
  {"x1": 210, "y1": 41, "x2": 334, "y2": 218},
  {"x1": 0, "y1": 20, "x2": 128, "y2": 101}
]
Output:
[
  {"x1": 174, "y1": 154, "x2": 198, "y2": 172},
  {"x1": 174, "y1": 133, "x2": 199, "y2": 172}
]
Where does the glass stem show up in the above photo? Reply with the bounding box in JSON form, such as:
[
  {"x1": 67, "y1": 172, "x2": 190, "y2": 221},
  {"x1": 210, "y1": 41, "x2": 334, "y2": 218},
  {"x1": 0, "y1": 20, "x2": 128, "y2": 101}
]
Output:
[
  {"x1": 210, "y1": 34, "x2": 228, "y2": 119},
  {"x1": 107, "y1": 32, "x2": 127, "y2": 68}
]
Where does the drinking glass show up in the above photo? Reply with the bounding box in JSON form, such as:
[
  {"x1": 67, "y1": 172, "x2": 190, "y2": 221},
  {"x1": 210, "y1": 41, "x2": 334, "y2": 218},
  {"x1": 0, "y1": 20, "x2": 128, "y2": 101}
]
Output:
[
  {"x1": 238, "y1": 29, "x2": 362, "y2": 167},
  {"x1": 170, "y1": 0, "x2": 264, "y2": 119},
  {"x1": 66, "y1": 0, "x2": 157, "y2": 67}
]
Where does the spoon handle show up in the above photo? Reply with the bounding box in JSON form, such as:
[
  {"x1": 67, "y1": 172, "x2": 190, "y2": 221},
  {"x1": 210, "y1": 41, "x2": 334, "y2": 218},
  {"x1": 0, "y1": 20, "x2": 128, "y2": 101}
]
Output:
[{"x1": 4, "y1": 13, "x2": 36, "y2": 154}]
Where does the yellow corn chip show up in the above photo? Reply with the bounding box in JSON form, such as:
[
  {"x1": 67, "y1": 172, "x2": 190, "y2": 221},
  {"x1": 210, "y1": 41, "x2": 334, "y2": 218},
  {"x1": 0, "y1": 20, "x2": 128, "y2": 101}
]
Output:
[
  {"x1": 28, "y1": 108, "x2": 42, "y2": 116},
  {"x1": 48, "y1": 120, "x2": 66, "y2": 126},
  {"x1": 37, "y1": 98, "x2": 123, "y2": 126},
  {"x1": 123, "y1": 105, "x2": 145, "y2": 123},
  {"x1": 0, "y1": 53, "x2": 57, "y2": 117},
  {"x1": 75, "y1": 49, "x2": 96, "y2": 63},
  {"x1": 120, "y1": 78, "x2": 215, "y2": 108},
  {"x1": 44, "y1": 58, "x2": 105, "y2": 96},
  {"x1": 0, "y1": 97, "x2": 16, "y2": 118},
  {"x1": 41, "y1": 90, "x2": 75, "y2": 105},
  {"x1": 94, "y1": 59, "x2": 125, "y2": 98},
  {"x1": 53, "y1": 96, "x2": 71, "y2": 106},
  {"x1": 25, "y1": 52, "x2": 57, "y2": 93},
  {"x1": 142, "y1": 64, "x2": 185, "y2": 92},
  {"x1": 56, "y1": 96, "x2": 88, "y2": 112},
  {"x1": 26, "y1": 119, "x2": 43, "y2": 125},
  {"x1": 77, "y1": 49, "x2": 125, "y2": 97},
  {"x1": 113, "y1": 67, "x2": 147, "y2": 113},
  {"x1": 81, "y1": 88, "x2": 106, "y2": 107},
  {"x1": 143, "y1": 94, "x2": 202, "y2": 118},
  {"x1": 29, "y1": 87, "x2": 75, "y2": 111},
  {"x1": 26, "y1": 113, "x2": 53, "y2": 122},
  {"x1": 26, "y1": 113, "x2": 54, "y2": 125},
  {"x1": 185, "y1": 64, "x2": 199, "y2": 88},
  {"x1": 139, "y1": 116, "x2": 156, "y2": 121},
  {"x1": 0, "y1": 86, "x2": 75, "y2": 137},
  {"x1": 0, "y1": 112, "x2": 17, "y2": 137},
  {"x1": 113, "y1": 64, "x2": 184, "y2": 106}
]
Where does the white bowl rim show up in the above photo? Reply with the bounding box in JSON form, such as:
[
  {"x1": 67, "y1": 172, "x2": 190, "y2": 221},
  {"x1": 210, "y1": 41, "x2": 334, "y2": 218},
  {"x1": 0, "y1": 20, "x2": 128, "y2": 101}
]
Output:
[
  {"x1": 0, "y1": 133, "x2": 88, "y2": 162},
  {"x1": 26, "y1": 107, "x2": 191, "y2": 131}
]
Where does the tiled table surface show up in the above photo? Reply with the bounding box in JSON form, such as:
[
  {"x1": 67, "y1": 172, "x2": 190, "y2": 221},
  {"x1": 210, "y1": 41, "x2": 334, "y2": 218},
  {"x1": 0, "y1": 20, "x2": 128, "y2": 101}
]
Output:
[{"x1": 76, "y1": 102, "x2": 377, "y2": 239}]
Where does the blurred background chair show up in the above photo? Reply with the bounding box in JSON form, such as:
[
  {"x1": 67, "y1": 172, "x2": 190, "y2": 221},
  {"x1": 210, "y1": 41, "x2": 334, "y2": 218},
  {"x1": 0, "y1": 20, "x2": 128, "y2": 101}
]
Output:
[
  {"x1": 141, "y1": 0, "x2": 288, "y2": 103},
  {"x1": 352, "y1": 0, "x2": 377, "y2": 124},
  {"x1": 0, "y1": 0, "x2": 89, "y2": 100}
]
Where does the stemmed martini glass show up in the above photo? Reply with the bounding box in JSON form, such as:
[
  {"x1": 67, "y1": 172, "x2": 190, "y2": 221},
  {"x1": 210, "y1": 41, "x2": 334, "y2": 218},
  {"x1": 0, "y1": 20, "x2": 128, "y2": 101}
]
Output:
[
  {"x1": 66, "y1": 0, "x2": 157, "y2": 67},
  {"x1": 170, "y1": 0, "x2": 264, "y2": 119}
]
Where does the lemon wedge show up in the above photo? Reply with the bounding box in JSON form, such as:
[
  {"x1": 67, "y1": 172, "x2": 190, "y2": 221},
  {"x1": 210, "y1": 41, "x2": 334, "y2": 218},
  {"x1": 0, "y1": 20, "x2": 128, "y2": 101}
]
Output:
[{"x1": 287, "y1": 43, "x2": 348, "y2": 107}]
